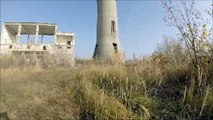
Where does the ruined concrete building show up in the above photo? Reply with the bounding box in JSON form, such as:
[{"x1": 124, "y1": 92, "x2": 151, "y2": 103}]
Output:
[
  {"x1": 0, "y1": 22, "x2": 75, "y2": 66},
  {"x1": 93, "y1": 0, "x2": 123, "y2": 62}
]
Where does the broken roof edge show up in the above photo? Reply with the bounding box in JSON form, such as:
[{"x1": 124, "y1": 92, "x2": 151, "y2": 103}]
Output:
[
  {"x1": 3, "y1": 22, "x2": 57, "y2": 26},
  {"x1": 56, "y1": 32, "x2": 75, "y2": 36}
]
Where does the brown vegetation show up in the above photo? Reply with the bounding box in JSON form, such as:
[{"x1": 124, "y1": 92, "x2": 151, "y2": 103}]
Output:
[
  {"x1": 1, "y1": 1, "x2": 212, "y2": 119},
  {"x1": 1, "y1": 39, "x2": 213, "y2": 119}
]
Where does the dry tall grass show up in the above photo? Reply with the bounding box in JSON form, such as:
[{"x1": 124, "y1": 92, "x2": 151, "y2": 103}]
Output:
[{"x1": 1, "y1": 43, "x2": 213, "y2": 119}]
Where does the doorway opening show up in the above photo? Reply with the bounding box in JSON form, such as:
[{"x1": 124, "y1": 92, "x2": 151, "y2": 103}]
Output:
[{"x1": 112, "y1": 43, "x2": 118, "y2": 53}]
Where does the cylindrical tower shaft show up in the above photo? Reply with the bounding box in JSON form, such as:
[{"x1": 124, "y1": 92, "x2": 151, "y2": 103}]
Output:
[{"x1": 93, "y1": 0, "x2": 123, "y2": 61}]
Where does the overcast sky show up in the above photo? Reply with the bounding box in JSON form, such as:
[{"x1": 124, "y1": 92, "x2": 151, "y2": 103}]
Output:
[{"x1": 1, "y1": 0, "x2": 212, "y2": 59}]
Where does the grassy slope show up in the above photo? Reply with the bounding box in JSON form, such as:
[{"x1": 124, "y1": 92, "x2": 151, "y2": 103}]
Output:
[{"x1": 1, "y1": 59, "x2": 213, "y2": 119}]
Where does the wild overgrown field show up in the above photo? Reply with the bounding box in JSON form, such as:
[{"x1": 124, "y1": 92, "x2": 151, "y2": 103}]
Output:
[
  {"x1": 1, "y1": 39, "x2": 213, "y2": 120},
  {"x1": 1, "y1": 1, "x2": 212, "y2": 119}
]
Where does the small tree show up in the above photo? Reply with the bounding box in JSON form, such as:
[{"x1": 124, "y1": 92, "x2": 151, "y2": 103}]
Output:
[
  {"x1": 162, "y1": 1, "x2": 213, "y2": 118},
  {"x1": 162, "y1": 0, "x2": 213, "y2": 87}
]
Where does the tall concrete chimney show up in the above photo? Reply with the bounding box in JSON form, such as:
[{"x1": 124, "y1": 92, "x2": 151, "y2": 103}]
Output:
[{"x1": 93, "y1": 0, "x2": 123, "y2": 62}]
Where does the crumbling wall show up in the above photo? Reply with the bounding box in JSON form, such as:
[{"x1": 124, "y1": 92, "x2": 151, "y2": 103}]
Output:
[
  {"x1": 0, "y1": 22, "x2": 75, "y2": 67},
  {"x1": 1, "y1": 25, "x2": 16, "y2": 44}
]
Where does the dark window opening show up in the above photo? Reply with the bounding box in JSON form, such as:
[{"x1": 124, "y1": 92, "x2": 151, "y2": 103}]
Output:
[
  {"x1": 67, "y1": 46, "x2": 71, "y2": 49},
  {"x1": 112, "y1": 43, "x2": 118, "y2": 53},
  {"x1": 111, "y1": 21, "x2": 116, "y2": 33},
  {"x1": 27, "y1": 46, "x2": 30, "y2": 49},
  {"x1": 9, "y1": 45, "x2": 12, "y2": 49},
  {"x1": 43, "y1": 46, "x2": 47, "y2": 50},
  {"x1": 67, "y1": 41, "x2": 71, "y2": 45}
]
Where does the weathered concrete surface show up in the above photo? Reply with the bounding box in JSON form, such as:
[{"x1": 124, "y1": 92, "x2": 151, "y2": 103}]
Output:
[
  {"x1": 0, "y1": 22, "x2": 75, "y2": 66},
  {"x1": 94, "y1": 0, "x2": 124, "y2": 62}
]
